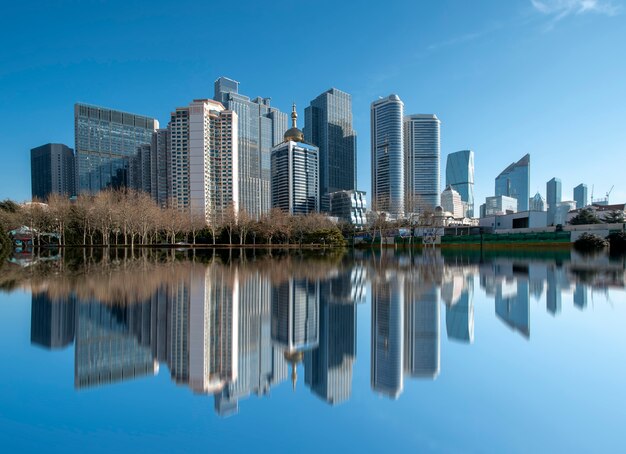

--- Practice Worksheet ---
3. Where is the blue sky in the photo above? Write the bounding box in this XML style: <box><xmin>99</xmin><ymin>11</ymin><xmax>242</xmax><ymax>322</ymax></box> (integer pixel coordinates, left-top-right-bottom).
<box><xmin>0</xmin><ymin>0</ymin><xmax>624</xmax><ymax>206</ymax></box>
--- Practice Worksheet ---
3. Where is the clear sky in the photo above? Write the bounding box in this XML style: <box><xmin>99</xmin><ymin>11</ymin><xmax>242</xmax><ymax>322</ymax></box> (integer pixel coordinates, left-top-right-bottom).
<box><xmin>0</xmin><ymin>0</ymin><xmax>624</xmax><ymax>206</ymax></box>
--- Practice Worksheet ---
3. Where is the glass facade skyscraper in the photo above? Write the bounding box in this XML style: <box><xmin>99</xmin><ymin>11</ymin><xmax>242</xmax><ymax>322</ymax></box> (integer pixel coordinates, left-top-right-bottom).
<box><xmin>445</xmin><ymin>149</ymin><xmax>474</xmax><ymax>217</ymax></box>
<box><xmin>404</xmin><ymin>114</ymin><xmax>441</xmax><ymax>213</ymax></box>
<box><xmin>371</xmin><ymin>95</ymin><xmax>404</xmax><ymax>216</ymax></box>
<box><xmin>574</xmin><ymin>183</ymin><xmax>588</xmax><ymax>209</ymax></box>
<box><xmin>495</xmin><ymin>153</ymin><xmax>530</xmax><ymax>211</ymax></box>
<box><xmin>74</xmin><ymin>103</ymin><xmax>158</xmax><ymax>193</ymax></box>
<box><xmin>304</xmin><ymin>88</ymin><xmax>356</xmax><ymax>211</ymax></box>
<box><xmin>547</xmin><ymin>177</ymin><xmax>562</xmax><ymax>225</ymax></box>
<box><xmin>30</xmin><ymin>143</ymin><xmax>76</xmax><ymax>199</ymax></box>
<box><xmin>214</xmin><ymin>77</ymin><xmax>288</xmax><ymax>218</ymax></box>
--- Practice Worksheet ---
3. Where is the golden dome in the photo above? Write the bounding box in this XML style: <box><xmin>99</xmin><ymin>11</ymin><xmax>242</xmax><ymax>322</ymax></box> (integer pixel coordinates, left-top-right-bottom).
<box><xmin>283</xmin><ymin>103</ymin><xmax>304</xmax><ymax>142</ymax></box>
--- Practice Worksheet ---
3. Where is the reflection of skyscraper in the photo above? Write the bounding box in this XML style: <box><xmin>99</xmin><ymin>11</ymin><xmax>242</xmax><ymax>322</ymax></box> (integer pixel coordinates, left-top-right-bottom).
<box><xmin>30</xmin><ymin>293</ymin><xmax>75</xmax><ymax>349</ymax></box>
<box><xmin>445</xmin><ymin>279</ymin><xmax>474</xmax><ymax>344</ymax></box>
<box><xmin>546</xmin><ymin>266</ymin><xmax>562</xmax><ymax>316</ymax></box>
<box><xmin>404</xmin><ymin>282</ymin><xmax>440</xmax><ymax>378</ymax></box>
<box><xmin>305</xmin><ymin>281</ymin><xmax>357</xmax><ymax>405</ymax></box>
<box><xmin>371</xmin><ymin>275</ymin><xmax>404</xmax><ymax>398</ymax></box>
<box><xmin>495</xmin><ymin>279</ymin><xmax>530</xmax><ymax>338</ymax></box>
<box><xmin>574</xmin><ymin>284</ymin><xmax>588</xmax><ymax>310</ymax></box>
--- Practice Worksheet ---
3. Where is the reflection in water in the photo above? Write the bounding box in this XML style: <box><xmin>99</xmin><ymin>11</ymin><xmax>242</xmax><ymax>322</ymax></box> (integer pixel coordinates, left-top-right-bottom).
<box><xmin>7</xmin><ymin>248</ymin><xmax>624</xmax><ymax>416</ymax></box>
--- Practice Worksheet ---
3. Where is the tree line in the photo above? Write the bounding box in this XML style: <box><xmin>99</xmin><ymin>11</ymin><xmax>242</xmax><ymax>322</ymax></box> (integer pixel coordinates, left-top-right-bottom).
<box><xmin>0</xmin><ymin>190</ymin><xmax>347</xmax><ymax>248</ymax></box>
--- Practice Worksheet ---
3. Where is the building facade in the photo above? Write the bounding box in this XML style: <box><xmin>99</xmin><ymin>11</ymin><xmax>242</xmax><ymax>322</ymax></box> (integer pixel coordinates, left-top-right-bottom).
<box><xmin>445</xmin><ymin>149</ymin><xmax>474</xmax><ymax>217</ymax></box>
<box><xmin>484</xmin><ymin>195</ymin><xmax>518</xmax><ymax>216</ymax></box>
<box><xmin>495</xmin><ymin>154</ymin><xmax>530</xmax><ymax>211</ymax></box>
<box><xmin>441</xmin><ymin>186</ymin><xmax>464</xmax><ymax>219</ymax></box>
<box><xmin>574</xmin><ymin>183</ymin><xmax>588</xmax><ymax>210</ymax></box>
<box><xmin>404</xmin><ymin>114</ymin><xmax>441</xmax><ymax>213</ymax></box>
<box><xmin>167</xmin><ymin>99</ymin><xmax>239</xmax><ymax>223</ymax></box>
<box><xmin>151</xmin><ymin>129</ymin><xmax>170</xmax><ymax>207</ymax></box>
<box><xmin>304</xmin><ymin>88</ymin><xmax>357</xmax><ymax>211</ymax></box>
<box><xmin>271</xmin><ymin>106</ymin><xmax>319</xmax><ymax>215</ymax></box>
<box><xmin>30</xmin><ymin>143</ymin><xmax>75</xmax><ymax>199</ymax></box>
<box><xmin>546</xmin><ymin>177</ymin><xmax>562</xmax><ymax>225</ymax></box>
<box><xmin>328</xmin><ymin>190</ymin><xmax>367</xmax><ymax>227</ymax></box>
<box><xmin>529</xmin><ymin>192</ymin><xmax>545</xmax><ymax>211</ymax></box>
<box><xmin>214</xmin><ymin>77</ymin><xmax>288</xmax><ymax>218</ymax></box>
<box><xmin>74</xmin><ymin>103</ymin><xmax>158</xmax><ymax>193</ymax></box>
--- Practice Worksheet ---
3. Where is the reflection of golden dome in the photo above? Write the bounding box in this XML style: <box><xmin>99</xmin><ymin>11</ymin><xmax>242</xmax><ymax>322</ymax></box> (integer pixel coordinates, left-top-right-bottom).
<box><xmin>283</xmin><ymin>103</ymin><xmax>304</xmax><ymax>142</ymax></box>
<box><xmin>284</xmin><ymin>349</ymin><xmax>304</xmax><ymax>391</ymax></box>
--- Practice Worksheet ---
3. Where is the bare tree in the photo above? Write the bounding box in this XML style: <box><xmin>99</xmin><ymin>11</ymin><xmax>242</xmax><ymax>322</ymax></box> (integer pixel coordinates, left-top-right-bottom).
<box><xmin>237</xmin><ymin>209</ymin><xmax>252</xmax><ymax>246</ymax></box>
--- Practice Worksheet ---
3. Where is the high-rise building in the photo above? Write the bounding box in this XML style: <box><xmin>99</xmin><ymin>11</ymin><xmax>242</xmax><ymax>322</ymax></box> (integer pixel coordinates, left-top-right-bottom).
<box><xmin>214</xmin><ymin>77</ymin><xmax>288</xmax><ymax>218</ymax></box>
<box><xmin>151</xmin><ymin>129</ymin><xmax>170</xmax><ymax>208</ymax></box>
<box><xmin>129</xmin><ymin>143</ymin><xmax>152</xmax><ymax>194</ymax></box>
<box><xmin>30</xmin><ymin>143</ymin><xmax>75</xmax><ymax>199</ymax></box>
<box><xmin>441</xmin><ymin>186</ymin><xmax>464</xmax><ymax>219</ymax></box>
<box><xmin>404</xmin><ymin>114</ymin><xmax>441</xmax><ymax>213</ymax></box>
<box><xmin>328</xmin><ymin>190</ymin><xmax>367</xmax><ymax>227</ymax></box>
<box><xmin>495</xmin><ymin>154</ymin><xmax>530</xmax><ymax>211</ymax></box>
<box><xmin>167</xmin><ymin>99</ymin><xmax>239</xmax><ymax>223</ymax></box>
<box><xmin>371</xmin><ymin>95</ymin><xmax>404</xmax><ymax>216</ymax></box>
<box><xmin>74</xmin><ymin>103</ymin><xmax>158</xmax><ymax>193</ymax></box>
<box><xmin>574</xmin><ymin>183</ymin><xmax>588</xmax><ymax>209</ymax></box>
<box><xmin>445</xmin><ymin>150</ymin><xmax>474</xmax><ymax>217</ymax></box>
<box><xmin>547</xmin><ymin>177</ymin><xmax>562</xmax><ymax>225</ymax></box>
<box><xmin>529</xmin><ymin>192</ymin><xmax>545</xmax><ymax>211</ymax></box>
<box><xmin>304</xmin><ymin>88</ymin><xmax>357</xmax><ymax>211</ymax></box>
<box><xmin>271</xmin><ymin>106</ymin><xmax>319</xmax><ymax>215</ymax></box>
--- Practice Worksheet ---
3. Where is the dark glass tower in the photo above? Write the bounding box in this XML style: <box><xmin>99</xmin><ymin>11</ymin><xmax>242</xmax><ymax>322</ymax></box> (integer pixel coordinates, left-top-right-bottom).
<box><xmin>304</xmin><ymin>88</ymin><xmax>357</xmax><ymax>211</ymax></box>
<box><xmin>30</xmin><ymin>143</ymin><xmax>75</xmax><ymax>199</ymax></box>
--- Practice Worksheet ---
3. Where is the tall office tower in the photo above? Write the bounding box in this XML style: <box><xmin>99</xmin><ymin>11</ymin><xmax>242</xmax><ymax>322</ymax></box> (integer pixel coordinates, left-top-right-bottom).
<box><xmin>546</xmin><ymin>177</ymin><xmax>562</xmax><ymax>225</ymax></box>
<box><xmin>271</xmin><ymin>277</ymin><xmax>320</xmax><ymax>389</ymax></box>
<box><xmin>214</xmin><ymin>77</ymin><xmax>288</xmax><ymax>218</ymax></box>
<box><xmin>574</xmin><ymin>183</ymin><xmax>588</xmax><ymax>209</ymax></box>
<box><xmin>30</xmin><ymin>293</ymin><xmax>75</xmax><ymax>349</ymax></box>
<box><xmin>445</xmin><ymin>150</ymin><xmax>474</xmax><ymax>217</ymax></box>
<box><xmin>371</xmin><ymin>95</ymin><xmax>404</xmax><ymax>216</ymax></box>
<box><xmin>495</xmin><ymin>153</ymin><xmax>530</xmax><ymax>211</ymax></box>
<box><xmin>151</xmin><ymin>128</ymin><xmax>170</xmax><ymax>208</ymax></box>
<box><xmin>271</xmin><ymin>106</ymin><xmax>319</xmax><ymax>215</ymax></box>
<box><xmin>529</xmin><ymin>192</ymin><xmax>545</xmax><ymax>211</ymax></box>
<box><xmin>129</xmin><ymin>143</ymin><xmax>152</xmax><ymax>194</ymax></box>
<box><xmin>304</xmin><ymin>88</ymin><xmax>357</xmax><ymax>211</ymax></box>
<box><xmin>167</xmin><ymin>99</ymin><xmax>239</xmax><ymax>223</ymax></box>
<box><xmin>305</xmin><ymin>282</ymin><xmax>357</xmax><ymax>405</ymax></box>
<box><xmin>30</xmin><ymin>143</ymin><xmax>75</xmax><ymax>199</ymax></box>
<box><xmin>404</xmin><ymin>281</ymin><xmax>440</xmax><ymax>379</ymax></box>
<box><xmin>371</xmin><ymin>274</ymin><xmax>404</xmax><ymax>399</ymax></box>
<box><xmin>441</xmin><ymin>186</ymin><xmax>464</xmax><ymax>219</ymax></box>
<box><xmin>404</xmin><ymin>114</ymin><xmax>441</xmax><ymax>213</ymax></box>
<box><xmin>74</xmin><ymin>103</ymin><xmax>158</xmax><ymax>193</ymax></box>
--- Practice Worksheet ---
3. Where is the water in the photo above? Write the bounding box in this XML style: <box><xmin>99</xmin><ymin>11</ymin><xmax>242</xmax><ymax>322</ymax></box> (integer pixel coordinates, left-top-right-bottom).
<box><xmin>1</xmin><ymin>248</ymin><xmax>625</xmax><ymax>453</ymax></box>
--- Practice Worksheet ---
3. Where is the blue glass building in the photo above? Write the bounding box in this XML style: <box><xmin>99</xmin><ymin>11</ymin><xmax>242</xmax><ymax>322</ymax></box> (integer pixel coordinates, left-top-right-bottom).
<box><xmin>74</xmin><ymin>103</ymin><xmax>158</xmax><ymax>193</ymax></box>
<box><xmin>371</xmin><ymin>95</ymin><xmax>404</xmax><ymax>216</ymax></box>
<box><xmin>495</xmin><ymin>154</ymin><xmax>530</xmax><ymax>211</ymax></box>
<box><xmin>574</xmin><ymin>183</ymin><xmax>588</xmax><ymax>209</ymax></box>
<box><xmin>445</xmin><ymin>150</ymin><xmax>474</xmax><ymax>217</ymax></box>
<box><xmin>404</xmin><ymin>114</ymin><xmax>441</xmax><ymax>213</ymax></box>
<box><xmin>304</xmin><ymin>88</ymin><xmax>357</xmax><ymax>211</ymax></box>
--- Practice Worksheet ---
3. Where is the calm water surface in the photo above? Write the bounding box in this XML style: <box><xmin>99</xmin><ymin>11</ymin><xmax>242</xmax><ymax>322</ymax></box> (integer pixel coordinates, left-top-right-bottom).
<box><xmin>1</xmin><ymin>248</ymin><xmax>625</xmax><ymax>453</ymax></box>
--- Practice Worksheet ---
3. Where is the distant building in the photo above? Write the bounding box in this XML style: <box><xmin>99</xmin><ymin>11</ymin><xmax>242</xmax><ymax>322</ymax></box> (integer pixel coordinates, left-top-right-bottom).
<box><xmin>371</xmin><ymin>95</ymin><xmax>404</xmax><ymax>216</ymax></box>
<box><xmin>554</xmin><ymin>201</ymin><xmax>576</xmax><ymax>225</ymax></box>
<box><xmin>404</xmin><ymin>114</ymin><xmax>441</xmax><ymax>213</ymax></box>
<box><xmin>445</xmin><ymin>150</ymin><xmax>474</xmax><ymax>217</ymax></box>
<box><xmin>495</xmin><ymin>154</ymin><xmax>530</xmax><ymax>211</ymax></box>
<box><xmin>546</xmin><ymin>177</ymin><xmax>562</xmax><ymax>225</ymax></box>
<box><xmin>30</xmin><ymin>143</ymin><xmax>75</xmax><ymax>199</ymax></box>
<box><xmin>484</xmin><ymin>195</ymin><xmax>518</xmax><ymax>216</ymax></box>
<box><xmin>304</xmin><ymin>88</ymin><xmax>357</xmax><ymax>211</ymax></box>
<box><xmin>529</xmin><ymin>192</ymin><xmax>545</xmax><ymax>212</ymax></box>
<box><xmin>167</xmin><ymin>99</ymin><xmax>239</xmax><ymax>223</ymax></box>
<box><xmin>151</xmin><ymin>129</ymin><xmax>170</xmax><ymax>208</ymax></box>
<box><xmin>574</xmin><ymin>183</ymin><xmax>588</xmax><ymax>209</ymax></box>
<box><xmin>129</xmin><ymin>143</ymin><xmax>152</xmax><ymax>194</ymax></box>
<box><xmin>271</xmin><ymin>105</ymin><xmax>319</xmax><ymax>215</ymax></box>
<box><xmin>479</xmin><ymin>210</ymin><xmax>548</xmax><ymax>230</ymax></box>
<box><xmin>74</xmin><ymin>103</ymin><xmax>158</xmax><ymax>193</ymax></box>
<box><xmin>441</xmin><ymin>186</ymin><xmax>464</xmax><ymax>219</ymax></box>
<box><xmin>328</xmin><ymin>190</ymin><xmax>366</xmax><ymax>227</ymax></box>
<box><xmin>214</xmin><ymin>77</ymin><xmax>288</xmax><ymax>218</ymax></box>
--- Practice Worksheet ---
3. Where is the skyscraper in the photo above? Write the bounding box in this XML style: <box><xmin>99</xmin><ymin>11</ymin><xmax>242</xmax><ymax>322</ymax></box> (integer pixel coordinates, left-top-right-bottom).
<box><xmin>404</xmin><ymin>114</ymin><xmax>441</xmax><ymax>213</ymax></box>
<box><xmin>151</xmin><ymin>128</ymin><xmax>170</xmax><ymax>208</ymax></box>
<box><xmin>371</xmin><ymin>95</ymin><xmax>404</xmax><ymax>216</ymax></box>
<box><xmin>271</xmin><ymin>105</ymin><xmax>319</xmax><ymax>215</ymax></box>
<box><xmin>574</xmin><ymin>183</ymin><xmax>588</xmax><ymax>209</ymax></box>
<box><xmin>167</xmin><ymin>99</ymin><xmax>239</xmax><ymax>223</ymax></box>
<box><xmin>495</xmin><ymin>154</ymin><xmax>530</xmax><ymax>211</ymax></box>
<box><xmin>74</xmin><ymin>103</ymin><xmax>158</xmax><ymax>193</ymax></box>
<box><xmin>304</xmin><ymin>88</ymin><xmax>357</xmax><ymax>211</ymax></box>
<box><xmin>214</xmin><ymin>77</ymin><xmax>288</xmax><ymax>218</ymax></box>
<box><xmin>529</xmin><ymin>192</ymin><xmax>545</xmax><ymax>211</ymax></box>
<box><xmin>547</xmin><ymin>177</ymin><xmax>562</xmax><ymax>225</ymax></box>
<box><xmin>30</xmin><ymin>143</ymin><xmax>75</xmax><ymax>199</ymax></box>
<box><xmin>445</xmin><ymin>149</ymin><xmax>474</xmax><ymax>217</ymax></box>
<box><xmin>441</xmin><ymin>186</ymin><xmax>464</xmax><ymax>219</ymax></box>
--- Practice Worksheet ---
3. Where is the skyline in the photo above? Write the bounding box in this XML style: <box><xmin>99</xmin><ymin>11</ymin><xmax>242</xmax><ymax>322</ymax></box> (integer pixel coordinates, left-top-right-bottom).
<box><xmin>1</xmin><ymin>0</ymin><xmax>625</xmax><ymax>206</ymax></box>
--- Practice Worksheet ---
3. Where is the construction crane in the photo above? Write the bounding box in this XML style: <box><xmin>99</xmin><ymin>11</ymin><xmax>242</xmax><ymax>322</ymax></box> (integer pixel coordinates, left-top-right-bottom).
<box><xmin>606</xmin><ymin>185</ymin><xmax>614</xmax><ymax>203</ymax></box>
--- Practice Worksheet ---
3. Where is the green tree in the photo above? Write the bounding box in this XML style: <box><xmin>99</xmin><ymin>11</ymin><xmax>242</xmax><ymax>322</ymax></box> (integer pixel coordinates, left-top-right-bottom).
<box><xmin>569</xmin><ymin>208</ymin><xmax>601</xmax><ymax>225</ymax></box>
<box><xmin>602</xmin><ymin>210</ymin><xmax>625</xmax><ymax>224</ymax></box>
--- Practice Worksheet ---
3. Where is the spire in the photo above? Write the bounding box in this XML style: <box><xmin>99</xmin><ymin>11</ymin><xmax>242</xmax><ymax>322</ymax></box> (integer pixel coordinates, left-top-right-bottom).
<box><xmin>291</xmin><ymin>103</ymin><xmax>298</xmax><ymax>128</ymax></box>
<box><xmin>283</xmin><ymin>102</ymin><xmax>304</xmax><ymax>142</ymax></box>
